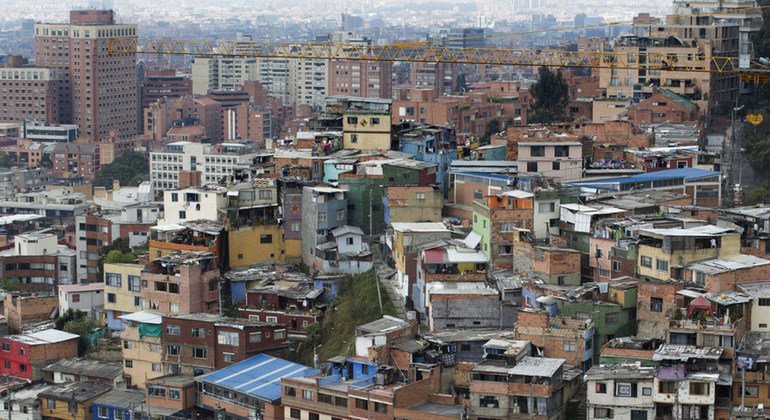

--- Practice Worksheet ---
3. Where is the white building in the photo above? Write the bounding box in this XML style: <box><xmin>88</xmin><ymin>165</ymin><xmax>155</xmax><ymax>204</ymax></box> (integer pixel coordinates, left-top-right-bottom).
<box><xmin>0</xmin><ymin>231</ymin><xmax>77</xmax><ymax>286</ymax></box>
<box><xmin>58</xmin><ymin>283</ymin><xmax>105</xmax><ymax>319</ymax></box>
<box><xmin>160</xmin><ymin>185</ymin><xmax>228</xmax><ymax>225</ymax></box>
<box><xmin>585</xmin><ymin>364</ymin><xmax>656</xmax><ymax>420</ymax></box>
<box><xmin>149</xmin><ymin>141</ymin><xmax>259</xmax><ymax>191</ymax></box>
<box><xmin>0</xmin><ymin>383</ymin><xmax>56</xmax><ymax>420</ymax></box>
<box><xmin>312</xmin><ymin>225</ymin><xmax>373</xmax><ymax>274</ymax></box>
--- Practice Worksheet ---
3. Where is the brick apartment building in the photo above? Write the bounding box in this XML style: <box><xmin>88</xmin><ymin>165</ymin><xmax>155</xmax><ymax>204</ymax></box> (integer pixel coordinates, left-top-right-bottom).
<box><xmin>35</xmin><ymin>10</ymin><xmax>138</xmax><ymax>141</ymax></box>
<box><xmin>141</xmin><ymin>69</ymin><xmax>192</xmax><ymax>109</ymax></box>
<box><xmin>51</xmin><ymin>143</ymin><xmax>99</xmax><ymax>179</ymax></box>
<box><xmin>140</xmin><ymin>252</ymin><xmax>220</xmax><ymax>315</ymax></box>
<box><xmin>329</xmin><ymin>60</ymin><xmax>393</xmax><ymax>99</ymax></box>
<box><xmin>0</xmin><ymin>55</ymin><xmax>59</xmax><ymax>125</ymax></box>
<box><xmin>160</xmin><ymin>313</ymin><xmax>289</xmax><ymax>376</ymax></box>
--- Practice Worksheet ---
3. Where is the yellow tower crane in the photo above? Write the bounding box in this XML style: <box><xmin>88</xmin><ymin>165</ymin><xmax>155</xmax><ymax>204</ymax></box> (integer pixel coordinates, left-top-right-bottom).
<box><xmin>108</xmin><ymin>37</ymin><xmax>770</xmax><ymax>84</ymax></box>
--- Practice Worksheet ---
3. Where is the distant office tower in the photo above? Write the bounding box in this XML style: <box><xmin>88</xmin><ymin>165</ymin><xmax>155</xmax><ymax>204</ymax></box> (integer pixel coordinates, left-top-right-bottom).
<box><xmin>141</xmin><ymin>69</ymin><xmax>192</xmax><ymax>108</ymax></box>
<box><xmin>0</xmin><ymin>55</ymin><xmax>59</xmax><ymax>125</ymax></box>
<box><xmin>35</xmin><ymin>10</ymin><xmax>138</xmax><ymax>141</ymax></box>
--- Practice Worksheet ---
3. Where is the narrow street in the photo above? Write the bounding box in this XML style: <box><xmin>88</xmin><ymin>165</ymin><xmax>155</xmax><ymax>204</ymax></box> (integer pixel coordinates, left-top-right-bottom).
<box><xmin>372</xmin><ymin>247</ymin><xmax>407</xmax><ymax>320</ymax></box>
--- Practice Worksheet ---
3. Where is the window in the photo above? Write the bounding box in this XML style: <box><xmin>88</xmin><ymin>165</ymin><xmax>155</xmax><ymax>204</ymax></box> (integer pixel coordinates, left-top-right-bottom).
<box><xmin>605</xmin><ymin>312</ymin><xmax>619</xmax><ymax>324</ymax></box>
<box><xmin>745</xmin><ymin>386</ymin><xmax>759</xmax><ymax>397</ymax></box>
<box><xmin>218</xmin><ymin>331</ymin><xmax>240</xmax><ymax>346</ymax></box>
<box><xmin>594</xmin><ymin>408</ymin><xmax>613</xmax><ymax>418</ymax></box>
<box><xmin>689</xmin><ymin>382</ymin><xmax>709</xmax><ymax>395</ymax></box>
<box><xmin>223</xmin><ymin>353</ymin><xmax>235</xmax><ymax>363</ymax></box>
<box><xmin>260</xmin><ymin>234</ymin><xmax>273</xmax><ymax>244</ymax></box>
<box><xmin>302</xmin><ymin>389</ymin><xmax>313</xmax><ymax>400</ymax></box>
<box><xmin>192</xmin><ymin>348</ymin><xmax>207</xmax><ymax>359</ymax></box>
<box><xmin>350</xmin><ymin>134</ymin><xmax>358</xmax><ymax>143</ymax></box>
<box><xmin>374</xmin><ymin>402</ymin><xmax>388</xmax><ymax>414</ymax></box>
<box><xmin>166</xmin><ymin>325</ymin><xmax>180</xmax><ymax>335</ymax></box>
<box><xmin>335</xmin><ymin>397</ymin><xmax>348</xmax><ymax>407</ymax></box>
<box><xmin>285</xmin><ymin>386</ymin><xmax>296</xmax><ymax>397</ymax></box>
<box><xmin>347</xmin><ymin>116</ymin><xmax>358</xmax><ymax>124</ymax></box>
<box><xmin>169</xmin><ymin>389</ymin><xmax>180</xmax><ymax>400</ymax></box>
<box><xmin>479</xmin><ymin>396</ymin><xmax>499</xmax><ymax>408</ymax></box>
<box><xmin>108</xmin><ymin>293</ymin><xmax>116</xmax><ymax>303</ymax></box>
<box><xmin>656</xmin><ymin>259</ymin><xmax>669</xmax><ymax>272</ymax></box>
<box><xmin>71</xmin><ymin>294</ymin><xmax>80</xmax><ymax>303</ymax></box>
<box><xmin>105</xmin><ymin>272</ymin><xmax>122</xmax><ymax>287</ymax></box>
<box><xmin>317</xmin><ymin>212</ymin><xmax>327</xmax><ymax>224</ymax></box>
<box><xmin>640</xmin><ymin>256</ymin><xmax>652</xmax><ymax>268</ymax></box>
<box><xmin>552</xmin><ymin>161</ymin><xmax>561</xmax><ymax>170</ymax></box>
<box><xmin>171</xmin><ymin>192</ymin><xmax>178</xmax><ymax>202</ymax></box>
<box><xmin>167</xmin><ymin>345</ymin><xmax>180</xmax><ymax>356</ymax></box>
<box><xmin>318</xmin><ymin>393</ymin><xmax>333</xmax><ymax>404</ymax></box>
<box><xmin>759</xmin><ymin>298</ymin><xmax>770</xmax><ymax>306</ymax></box>
<box><xmin>598</xmin><ymin>268</ymin><xmax>610</xmax><ymax>278</ymax></box>
<box><xmin>289</xmin><ymin>408</ymin><xmax>300</xmax><ymax>419</ymax></box>
<box><xmin>555</xmin><ymin>145</ymin><xmax>570</xmax><ymax>157</ymax></box>
<box><xmin>19</xmin><ymin>364</ymin><xmax>26</xmax><ymax>372</ymax></box>
<box><xmin>275</xmin><ymin>329</ymin><xmax>286</xmax><ymax>340</ymax></box>
<box><xmin>123</xmin><ymin>340</ymin><xmax>133</xmax><ymax>349</ymax></box>
<box><xmin>527</xmin><ymin>162</ymin><xmax>538</xmax><ymax>172</ymax></box>
<box><xmin>1</xmin><ymin>343</ymin><xmax>9</xmax><ymax>352</ymax></box>
<box><xmin>595</xmin><ymin>383</ymin><xmax>607</xmax><ymax>394</ymax></box>
<box><xmin>563</xmin><ymin>341</ymin><xmax>576</xmax><ymax>351</ymax></box>
<box><xmin>191</xmin><ymin>328</ymin><xmax>205</xmax><ymax>338</ymax></box>
<box><xmin>115</xmin><ymin>410</ymin><xmax>125</xmax><ymax>420</ymax></box>
<box><xmin>148</xmin><ymin>386</ymin><xmax>166</xmax><ymax>398</ymax></box>
<box><xmin>250</xmin><ymin>332</ymin><xmax>262</xmax><ymax>342</ymax></box>
<box><xmin>538</xmin><ymin>202</ymin><xmax>555</xmax><ymax>213</ymax></box>
<box><xmin>416</xmin><ymin>192</ymin><xmax>426</xmax><ymax>200</ymax></box>
<box><xmin>658</xmin><ymin>381</ymin><xmax>676</xmax><ymax>394</ymax></box>
<box><xmin>642</xmin><ymin>387</ymin><xmax>652</xmax><ymax>396</ymax></box>
<box><xmin>152</xmin><ymin>363</ymin><xmax>162</xmax><ymax>372</ymax></box>
<box><xmin>355</xmin><ymin>398</ymin><xmax>368</xmax><ymax>410</ymax></box>
<box><xmin>361</xmin><ymin>364</ymin><xmax>370</xmax><ymax>375</ymax></box>
<box><xmin>650</xmin><ymin>297</ymin><xmax>663</xmax><ymax>313</ymax></box>
<box><xmin>124</xmin><ymin>360</ymin><xmax>133</xmax><ymax>368</ymax></box>
<box><xmin>370</xmin><ymin>117</ymin><xmax>380</xmax><ymax>125</ymax></box>
<box><xmin>530</xmin><ymin>146</ymin><xmax>545</xmax><ymax>157</ymax></box>
<box><xmin>47</xmin><ymin>399</ymin><xmax>56</xmax><ymax>409</ymax></box>
<box><xmin>266</xmin><ymin>316</ymin><xmax>278</xmax><ymax>323</ymax></box>
<box><xmin>308</xmin><ymin>414</ymin><xmax>320</xmax><ymax>420</ymax></box>
<box><xmin>615</xmin><ymin>382</ymin><xmax>636</xmax><ymax>397</ymax></box>
<box><xmin>178</xmin><ymin>210</ymin><xmax>186</xmax><ymax>220</ymax></box>
<box><xmin>128</xmin><ymin>275</ymin><xmax>141</xmax><ymax>292</ymax></box>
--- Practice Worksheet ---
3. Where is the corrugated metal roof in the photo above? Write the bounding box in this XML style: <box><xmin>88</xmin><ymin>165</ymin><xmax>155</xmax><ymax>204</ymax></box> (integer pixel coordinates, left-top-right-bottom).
<box><xmin>196</xmin><ymin>354</ymin><xmax>318</xmax><ymax>403</ymax></box>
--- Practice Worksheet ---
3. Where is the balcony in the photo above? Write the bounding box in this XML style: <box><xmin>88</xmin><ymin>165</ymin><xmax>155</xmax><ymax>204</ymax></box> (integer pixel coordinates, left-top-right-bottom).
<box><xmin>669</xmin><ymin>317</ymin><xmax>742</xmax><ymax>332</ymax></box>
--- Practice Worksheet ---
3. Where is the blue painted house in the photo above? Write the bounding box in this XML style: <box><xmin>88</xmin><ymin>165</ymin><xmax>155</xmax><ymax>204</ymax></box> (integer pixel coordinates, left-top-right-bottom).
<box><xmin>91</xmin><ymin>389</ymin><xmax>144</xmax><ymax>420</ymax></box>
<box><xmin>397</xmin><ymin>122</ymin><xmax>457</xmax><ymax>197</ymax></box>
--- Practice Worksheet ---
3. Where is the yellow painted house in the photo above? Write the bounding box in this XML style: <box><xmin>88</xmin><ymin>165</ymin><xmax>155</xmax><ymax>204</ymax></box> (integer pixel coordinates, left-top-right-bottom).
<box><xmin>228</xmin><ymin>224</ymin><xmax>301</xmax><ymax>268</ymax></box>
<box><xmin>38</xmin><ymin>382</ymin><xmax>110</xmax><ymax>420</ymax></box>
<box><xmin>103</xmin><ymin>262</ymin><xmax>145</xmax><ymax>331</ymax></box>
<box><xmin>342</xmin><ymin>111</ymin><xmax>392</xmax><ymax>150</ymax></box>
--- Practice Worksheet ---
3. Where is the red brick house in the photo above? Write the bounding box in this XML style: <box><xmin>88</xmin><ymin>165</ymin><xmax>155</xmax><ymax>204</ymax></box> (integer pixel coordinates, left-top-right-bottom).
<box><xmin>0</xmin><ymin>329</ymin><xmax>79</xmax><ymax>380</ymax></box>
<box><xmin>628</xmin><ymin>89</ymin><xmax>701</xmax><ymax>125</ymax></box>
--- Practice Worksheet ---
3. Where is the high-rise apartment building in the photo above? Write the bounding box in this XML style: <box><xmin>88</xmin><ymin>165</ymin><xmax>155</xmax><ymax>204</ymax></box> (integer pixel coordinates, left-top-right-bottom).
<box><xmin>34</xmin><ymin>10</ymin><xmax>138</xmax><ymax>142</ymax></box>
<box><xmin>0</xmin><ymin>65</ymin><xmax>59</xmax><ymax>125</ymax></box>
<box><xmin>329</xmin><ymin>60</ymin><xmax>393</xmax><ymax>99</ymax></box>
<box><xmin>141</xmin><ymin>69</ymin><xmax>192</xmax><ymax>108</ymax></box>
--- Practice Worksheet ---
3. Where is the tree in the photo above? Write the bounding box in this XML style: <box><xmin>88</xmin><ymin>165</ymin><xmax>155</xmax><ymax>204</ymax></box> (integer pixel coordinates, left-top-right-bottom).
<box><xmin>103</xmin><ymin>249</ymin><xmax>137</xmax><ymax>264</ymax></box>
<box><xmin>744</xmin><ymin>181</ymin><xmax>770</xmax><ymax>205</ymax></box>
<box><xmin>529</xmin><ymin>66</ymin><xmax>569</xmax><ymax>124</ymax></box>
<box><xmin>92</xmin><ymin>151</ymin><xmax>149</xmax><ymax>188</ymax></box>
<box><xmin>55</xmin><ymin>308</ymin><xmax>86</xmax><ymax>330</ymax></box>
<box><xmin>479</xmin><ymin>118</ymin><xmax>502</xmax><ymax>145</ymax></box>
<box><xmin>97</xmin><ymin>238</ymin><xmax>133</xmax><ymax>281</ymax></box>
<box><xmin>63</xmin><ymin>317</ymin><xmax>98</xmax><ymax>354</ymax></box>
<box><xmin>742</xmin><ymin>111</ymin><xmax>770</xmax><ymax>178</ymax></box>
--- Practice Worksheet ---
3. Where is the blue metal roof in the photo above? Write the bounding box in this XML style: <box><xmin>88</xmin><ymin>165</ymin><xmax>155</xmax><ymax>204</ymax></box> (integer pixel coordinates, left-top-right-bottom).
<box><xmin>196</xmin><ymin>354</ymin><xmax>319</xmax><ymax>403</ymax></box>
<box><xmin>572</xmin><ymin>168</ymin><xmax>720</xmax><ymax>186</ymax></box>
